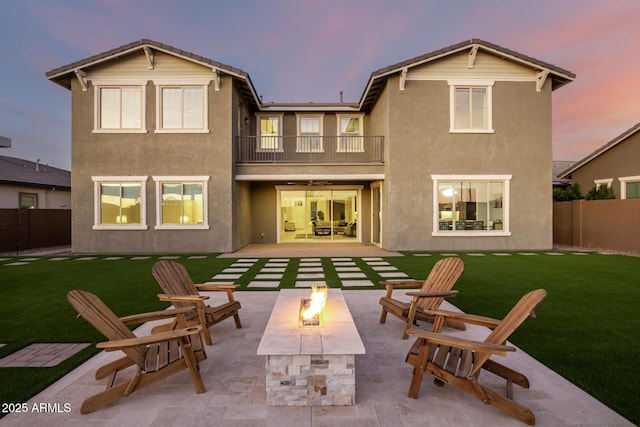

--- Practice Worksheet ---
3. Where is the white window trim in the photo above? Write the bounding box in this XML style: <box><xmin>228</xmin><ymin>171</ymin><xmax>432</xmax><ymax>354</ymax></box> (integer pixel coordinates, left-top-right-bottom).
<box><xmin>594</xmin><ymin>178</ymin><xmax>613</xmax><ymax>188</ymax></box>
<box><xmin>618</xmin><ymin>176</ymin><xmax>640</xmax><ymax>199</ymax></box>
<box><xmin>295</xmin><ymin>113</ymin><xmax>324</xmax><ymax>152</ymax></box>
<box><xmin>91</xmin><ymin>176</ymin><xmax>148</xmax><ymax>230</ymax></box>
<box><xmin>431</xmin><ymin>174</ymin><xmax>511</xmax><ymax>237</ymax></box>
<box><xmin>93</xmin><ymin>83</ymin><xmax>147</xmax><ymax>133</ymax></box>
<box><xmin>256</xmin><ymin>113</ymin><xmax>284</xmax><ymax>152</ymax></box>
<box><xmin>336</xmin><ymin>113</ymin><xmax>365</xmax><ymax>152</ymax></box>
<box><xmin>152</xmin><ymin>176</ymin><xmax>210</xmax><ymax>230</ymax></box>
<box><xmin>154</xmin><ymin>80</ymin><xmax>210</xmax><ymax>133</ymax></box>
<box><xmin>448</xmin><ymin>79</ymin><xmax>494</xmax><ymax>134</ymax></box>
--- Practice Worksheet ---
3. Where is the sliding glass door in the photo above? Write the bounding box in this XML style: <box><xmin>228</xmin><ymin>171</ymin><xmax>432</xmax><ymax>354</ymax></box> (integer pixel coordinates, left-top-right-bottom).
<box><xmin>280</xmin><ymin>188</ymin><xmax>358</xmax><ymax>242</ymax></box>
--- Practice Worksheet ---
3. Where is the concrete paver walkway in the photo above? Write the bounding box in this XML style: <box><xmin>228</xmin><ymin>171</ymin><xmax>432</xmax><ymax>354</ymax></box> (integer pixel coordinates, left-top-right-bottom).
<box><xmin>0</xmin><ymin>291</ymin><xmax>632</xmax><ymax>427</ymax></box>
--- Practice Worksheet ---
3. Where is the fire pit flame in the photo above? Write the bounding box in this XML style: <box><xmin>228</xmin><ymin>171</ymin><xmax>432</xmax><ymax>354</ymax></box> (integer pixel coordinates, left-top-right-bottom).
<box><xmin>299</xmin><ymin>285</ymin><xmax>328</xmax><ymax>327</ymax></box>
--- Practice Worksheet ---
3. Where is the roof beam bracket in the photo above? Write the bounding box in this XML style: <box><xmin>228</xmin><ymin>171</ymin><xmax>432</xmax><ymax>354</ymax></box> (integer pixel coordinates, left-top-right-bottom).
<box><xmin>74</xmin><ymin>69</ymin><xmax>87</xmax><ymax>91</ymax></box>
<box><xmin>468</xmin><ymin>45</ymin><xmax>479</xmax><ymax>68</ymax></box>
<box><xmin>213</xmin><ymin>68</ymin><xmax>220</xmax><ymax>91</ymax></box>
<box><xmin>143</xmin><ymin>46</ymin><xmax>154</xmax><ymax>70</ymax></box>
<box><xmin>399</xmin><ymin>67</ymin><xmax>408</xmax><ymax>91</ymax></box>
<box><xmin>536</xmin><ymin>70</ymin><xmax>549</xmax><ymax>92</ymax></box>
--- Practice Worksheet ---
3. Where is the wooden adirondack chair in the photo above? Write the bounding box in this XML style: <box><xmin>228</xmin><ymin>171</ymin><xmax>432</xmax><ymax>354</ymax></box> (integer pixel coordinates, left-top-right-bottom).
<box><xmin>379</xmin><ymin>257</ymin><xmax>465</xmax><ymax>339</ymax></box>
<box><xmin>67</xmin><ymin>289</ymin><xmax>207</xmax><ymax>414</ymax></box>
<box><xmin>405</xmin><ymin>288</ymin><xmax>547</xmax><ymax>425</ymax></box>
<box><xmin>151</xmin><ymin>260</ymin><xmax>242</xmax><ymax>345</ymax></box>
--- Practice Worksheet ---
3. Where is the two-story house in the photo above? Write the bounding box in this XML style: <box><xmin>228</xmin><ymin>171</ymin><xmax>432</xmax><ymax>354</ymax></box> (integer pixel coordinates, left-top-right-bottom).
<box><xmin>46</xmin><ymin>39</ymin><xmax>574</xmax><ymax>254</ymax></box>
<box><xmin>558</xmin><ymin>122</ymin><xmax>640</xmax><ymax>199</ymax></box>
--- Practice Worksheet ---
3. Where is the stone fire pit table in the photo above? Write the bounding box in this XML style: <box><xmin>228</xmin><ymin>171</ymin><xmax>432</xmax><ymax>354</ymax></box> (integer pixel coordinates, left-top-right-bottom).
<box><xmin>257</xmin><ymin>288</ymin><xmax>366</xmax><ymax>406</ymax></box>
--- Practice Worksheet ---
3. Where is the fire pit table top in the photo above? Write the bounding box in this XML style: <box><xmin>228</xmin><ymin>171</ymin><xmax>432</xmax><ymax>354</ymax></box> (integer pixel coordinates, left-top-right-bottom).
<box><xmin>257</xmin><ymin>288</ymin><xmax>365</xmax><ymax>356</ymax></box>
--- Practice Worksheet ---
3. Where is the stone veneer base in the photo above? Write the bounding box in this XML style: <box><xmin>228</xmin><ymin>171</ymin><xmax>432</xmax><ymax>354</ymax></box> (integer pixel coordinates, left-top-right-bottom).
<box><xmin>257</xmin><ymin>289</ymin><xmax>365</xmax><ymax>406</ymax></box>
<box><xmin>265</xmin><ymin>354</ymin><xmax>356</xmax><ymax>406</ymax></box>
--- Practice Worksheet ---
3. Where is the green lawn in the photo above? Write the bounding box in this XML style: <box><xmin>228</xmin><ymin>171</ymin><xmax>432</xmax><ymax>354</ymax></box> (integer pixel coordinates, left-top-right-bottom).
<box><xmin>0</xmin><ymin>251</ymin><xmax>638</xmax><ymax>424</ymax></box>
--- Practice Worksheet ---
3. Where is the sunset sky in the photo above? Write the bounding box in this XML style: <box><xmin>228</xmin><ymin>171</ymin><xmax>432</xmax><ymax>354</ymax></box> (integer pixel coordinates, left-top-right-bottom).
<box><xmin>1</xmin><ymin>0</ymin><xmax>639</xmax><ymax>170</ymax></box>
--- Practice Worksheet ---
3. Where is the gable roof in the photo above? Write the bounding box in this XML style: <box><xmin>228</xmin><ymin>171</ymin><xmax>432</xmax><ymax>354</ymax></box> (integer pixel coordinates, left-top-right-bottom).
<box><xmin>558</xmin><ymin>122</ymin><xmax>640</xmax><ymax>179</ymax></box>
<box><xmin>46</xmin><ymin>38</ymin><xmax>574</xmax><ymax>113</ymax></box>
<box><xmin>46</xmin><ymin>39</ymin><xmax>261</xmax><ymax>109</ymax></box>
<box><xmin>358</xmin><ymin>38</ymin><xmax>576</xmax><ymax>111</ymax></box>
<box><xmin>0</xmin><ymin>155</ymin><xmax>71</xmax><ymax>189</ymax></box>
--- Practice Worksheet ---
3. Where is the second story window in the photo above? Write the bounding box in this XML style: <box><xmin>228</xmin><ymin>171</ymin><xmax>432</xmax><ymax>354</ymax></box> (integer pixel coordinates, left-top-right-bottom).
<box><xmin>257</xmin><ymin>114</ymin><xmax>283</xmax><ymax>151</ymax></box>
<box><xmin>449</xmin><ymin>80</ymin><xmax>494</xmax><ymax>133</ymax></box>
<box><xmin>95</xmin><ymin>86</ymin><xmax>145</xmax><ymax>132</ymax></box>
<box><xmin>296</xmin><ymin>114</ymin><xmax>323</xmax><ymax>152</ymax></box>
<box><xmin>337</xmin><ymin>114</ymin><xmax>364</xmax><ymax>152</ymax></box>
<box><xmin>157</xmin><ymin>85</ymin><xmax>208</xmax><ymax>132</ymax></box>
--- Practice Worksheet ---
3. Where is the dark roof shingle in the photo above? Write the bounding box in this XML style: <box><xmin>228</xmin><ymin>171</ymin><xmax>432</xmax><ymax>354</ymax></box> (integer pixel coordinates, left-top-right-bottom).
<box><xmin>0</xmin><ymin>155</ymin><xmax>70</xmax><ymax>189</ymax></box>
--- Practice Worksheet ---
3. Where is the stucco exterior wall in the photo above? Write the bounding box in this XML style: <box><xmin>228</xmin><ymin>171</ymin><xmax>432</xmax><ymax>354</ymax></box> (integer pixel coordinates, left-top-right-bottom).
<box><xmin>382</xmin><ymin>76</ymin><xmax>553</xmax><ymax>251</ymax></box>
<box><xmin>70</xmin><ymin>65</ymin><xmax>236</xmax><ymax>253</ymax></box>
<box><xmin>0</xmin><ymin>184</ymin><xmax>70</xmax><ymax>209</ymax></box>
<box><xmin>571</xmin><ymin>131</ymin><xmax>640</xmax><ymax>198</ymax></box>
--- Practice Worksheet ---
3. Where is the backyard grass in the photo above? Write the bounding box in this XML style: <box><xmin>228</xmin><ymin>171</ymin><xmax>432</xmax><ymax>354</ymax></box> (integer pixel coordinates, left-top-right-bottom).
<box><xmin>0</xmin><ymin>251</ymin><xmax>638</xmax><ymax>424</ymax></box>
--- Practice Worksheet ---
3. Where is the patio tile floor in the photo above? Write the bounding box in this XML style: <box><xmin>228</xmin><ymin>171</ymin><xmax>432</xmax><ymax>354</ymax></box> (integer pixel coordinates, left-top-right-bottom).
<box><xmin>0</xmin><ymin>291</ymin><xmax>632</xmax><ymax>426</ymax></box>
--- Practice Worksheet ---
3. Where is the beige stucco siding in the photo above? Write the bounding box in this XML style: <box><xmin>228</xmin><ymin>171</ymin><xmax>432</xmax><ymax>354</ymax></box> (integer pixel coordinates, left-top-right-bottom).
<box><xmin>70</xmin><ymin>63</ymin><xmax>236</xmax><ymax>253</ymax></box>
<box><xmin>381</xmin><ymin>76</ymin><xmax>552</xmax><ymax>251</ymax></box>
<box><xmin>0</xmin><ymin>185</ymin><xmax>70</xmax><ymax>209</ymax></box>
<box><xmin>571</xmin><ymin>131</ymin><xmax>640</xmax><ymax>198</ymax></box>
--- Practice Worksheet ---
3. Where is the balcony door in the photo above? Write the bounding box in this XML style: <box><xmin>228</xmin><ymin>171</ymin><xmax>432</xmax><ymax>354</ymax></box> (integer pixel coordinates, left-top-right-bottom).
<box><xmin>278</xmin><ymin>187</ymin><xmax>359</xmax><ymax>242</ymax></box>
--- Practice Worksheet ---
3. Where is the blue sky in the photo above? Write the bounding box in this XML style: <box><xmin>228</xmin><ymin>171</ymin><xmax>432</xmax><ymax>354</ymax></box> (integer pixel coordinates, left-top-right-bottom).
<box><xmin>1</xmin><ymin>0</ymin><xmax>639</xmax><ymax>170</ymax></box>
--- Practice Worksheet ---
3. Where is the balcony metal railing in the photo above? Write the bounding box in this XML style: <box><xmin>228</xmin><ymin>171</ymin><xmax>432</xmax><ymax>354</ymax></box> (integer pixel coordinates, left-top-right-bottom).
<box><xmin>236</xmin><ymin>136</ymin><xmax>384</xmax><ymax>163</ymax></box>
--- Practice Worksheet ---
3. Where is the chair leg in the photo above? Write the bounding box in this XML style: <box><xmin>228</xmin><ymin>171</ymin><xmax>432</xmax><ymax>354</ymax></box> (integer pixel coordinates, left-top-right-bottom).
<box><xmin>428</xmin><ymin>364</ymin><xmax>535</xmax><ymax>425</ymax></box>
<box><xmin>80</xmin><ymin>381</ymin><xmax>130</xmax><ymax>414</ymax></box>
<box><xmin>408</xmin><ymin>341</ymin><xmax>431</xmax><ymax>398</ymax></box>
<box><xmin>181</xmin><ymin>338</ymin><xmax>206</xmax><ymax>394</ymax></box>
<box><xmin>95</xmin><ymin>356</ymin><xmax>135</xmax><ymax>380</ymax></box>
<box><xmin>379</xmin><ymin>308</ymin><xmax>388</xmax><ymax>324</ymax></box>
<box><xmin>233</xmin><ymin>312</ymin><xmax>242</xmax><ymax>328</ymax></box>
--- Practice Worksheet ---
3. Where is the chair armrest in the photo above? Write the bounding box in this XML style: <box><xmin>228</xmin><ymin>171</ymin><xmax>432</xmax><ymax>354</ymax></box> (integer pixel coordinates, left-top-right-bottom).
<box><xmin>157</xmin><ymin>294</ymin><xmax>209</xmax><ymax>303</ymax></box>
<box><xmin>405</xmin><ymin>328</ymin><xmax>515</xmax><ymax>356</ymax></box>
<box><xmin>380</xmin><ymin>280</ymin><xmax>423</xmax><ymax>288</ymax></box>
<box><xmin>421</xmin><ymin>309</ymin><xmax>502</xmax><ymax>328</ymax></box>
<box><xmin>96</xmin><ymin>325</ymin><xmax>203</xmax><ymax>351</ymax></box>
<box><xmin>194</xmin><ymin>283</ymin><xmax>240</xmax><ymax>292</ymax></box>
<box><xmin>380</xmin><ymin>280</ymin><xmax>423</xmax><ymax>298</ymax></box>
<box><xmin>406</xmin><ymin>290</ymin><xmax>458</xmax><ymax>299</ymax></box>
<box><xmin>119</xmin><ymin>307</ymin><xmax>196</xmax><ymax>325</ymax></box>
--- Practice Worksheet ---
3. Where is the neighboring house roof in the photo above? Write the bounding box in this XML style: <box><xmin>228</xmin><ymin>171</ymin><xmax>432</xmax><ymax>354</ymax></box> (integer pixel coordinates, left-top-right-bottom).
<box><xmin>0</xmin><ymin>155</ymin><xmax>71</xmax><ymax>189</ymax></box>
<box><xmin>553</xmin><ymin>160</ymin><xmax>575</xmax><ymax>186</ymax></box>
<box><xmin>45</xmin><ymin>38</ymin><xmax>575</xmax><ymax>114</ymax></box>
<box><xmin>558</xmin><ymin>122</ymin><xmax>640</xmax><ymax>179</ymax></box>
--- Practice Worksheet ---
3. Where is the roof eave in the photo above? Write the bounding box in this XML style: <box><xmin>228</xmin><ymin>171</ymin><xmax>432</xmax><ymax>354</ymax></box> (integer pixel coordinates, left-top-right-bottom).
<box><xmin>357</xmin><ymin>39</ymin><xmax>575</xmax><ymax>110</ymax></box>
<box><xmin>558</xmin><ymin>122</ymin><xmax>640</xmax><ymax>179</ymax></box>
<box><xmin>46</xmin><ymin>39</ymin><xmax>262</xmax><ymax>108</ymax></box>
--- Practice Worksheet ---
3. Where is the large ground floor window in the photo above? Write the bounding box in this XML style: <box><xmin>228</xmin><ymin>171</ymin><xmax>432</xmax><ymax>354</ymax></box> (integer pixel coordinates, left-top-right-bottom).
<box><xmin>92</xmin><ymin>176</ymin><xmax>148</xmax><ymax>230</ymax></box>
<box><xmin>432</xmin><ymin>174</ymin><xmax>510</xmax><ymax>235</ymax></box>
<box><xmin>278</xmin><ymin>187</ymin><xmax>360</xmax><ymax>242</ymax></box>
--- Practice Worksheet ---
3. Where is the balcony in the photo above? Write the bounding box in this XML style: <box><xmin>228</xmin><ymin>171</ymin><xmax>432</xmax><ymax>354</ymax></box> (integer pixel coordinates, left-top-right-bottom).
<box><xmin>236</xmin><ymin>136</ymin><xmax>384</xmax><ymax>164</ymax></box>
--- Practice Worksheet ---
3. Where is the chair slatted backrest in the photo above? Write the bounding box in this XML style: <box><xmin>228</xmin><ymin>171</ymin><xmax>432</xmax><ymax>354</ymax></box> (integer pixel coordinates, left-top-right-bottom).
<box><xmin>470</xmin><ymin>289</ymin><xmax>547</xmax><ymax>376</ymax></box>
<box><xmin>67</xmin><ymin>290</ymin><xmax>146</xmax><ymax>368</ymax></box>
<box><xmin>417</xmin><ymin>257</ymin><xmax>464</xmax><ymax>311</ymax></box>
<box><xmin>152</xmin><ymin>260</ymin><xmax>200</xmax><ymax>310</ymax></box>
